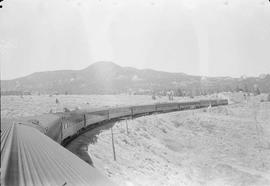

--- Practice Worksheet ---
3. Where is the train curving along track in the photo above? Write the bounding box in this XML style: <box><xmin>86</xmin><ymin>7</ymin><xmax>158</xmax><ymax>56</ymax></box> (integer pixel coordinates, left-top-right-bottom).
<box><xmin>1</xmin><ymin>99</ymin><xmax>228</xmax><ymax>186</ymax></box>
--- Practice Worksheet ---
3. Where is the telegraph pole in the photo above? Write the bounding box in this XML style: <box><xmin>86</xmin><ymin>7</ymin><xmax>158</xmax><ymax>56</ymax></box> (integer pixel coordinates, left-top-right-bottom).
<box><xmin>83</xmin><ymin>114</ymin><xmax>86</xmax><ymax>127</ymax></box>
<box><xmin>60</xmin><ymin>117</ymin><xmax>63</xmax><ymax>142</ymax></box>
<box><xmin>125</xmin><ymin>119</ymin><xmax>129</xmax><ymax>135</ymax></box>
<box><xmin>111</xmin><ymin>127</ymin><xmax>116</xmax><ymax>161</ymax></box>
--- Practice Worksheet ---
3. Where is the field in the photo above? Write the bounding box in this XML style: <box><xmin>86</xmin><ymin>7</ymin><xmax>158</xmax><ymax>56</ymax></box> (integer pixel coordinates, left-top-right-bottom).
<box><xmin>87</xmin><ymin>95</ymin><xmax>270</xmax><ymax>186</ymax></box>
<box><xmin>2</xmin><ymin>93</ymin><xmax>270</xmax><ymax>186</ymax></box>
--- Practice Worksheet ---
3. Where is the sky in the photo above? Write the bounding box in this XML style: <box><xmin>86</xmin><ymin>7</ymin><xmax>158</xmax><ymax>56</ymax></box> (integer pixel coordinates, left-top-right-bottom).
<box><xmin>0</xmin><ymin>0</ymin><xmax>270</xmax><ymax>80</ymax></box>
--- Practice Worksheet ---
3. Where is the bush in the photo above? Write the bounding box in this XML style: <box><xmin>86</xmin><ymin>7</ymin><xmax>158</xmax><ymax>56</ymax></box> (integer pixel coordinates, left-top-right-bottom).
<box><xmin>63</xmin><ymin>107</ymin><xmax>70</xmax><ymax>112</ymax></box>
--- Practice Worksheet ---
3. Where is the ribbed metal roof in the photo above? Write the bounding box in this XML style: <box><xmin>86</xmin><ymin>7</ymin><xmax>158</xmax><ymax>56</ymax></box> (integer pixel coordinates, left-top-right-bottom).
<box><xmin>1</xmin><ymin>120</ymin><xmax>115</xmax><ymax>186</ymax></box>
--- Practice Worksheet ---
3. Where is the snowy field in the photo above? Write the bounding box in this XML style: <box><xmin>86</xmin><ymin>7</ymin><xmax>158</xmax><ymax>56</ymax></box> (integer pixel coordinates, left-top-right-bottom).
<box><xmin>88</xmin><ymin>95</ymin><xmax>270</xmax><ymax>186</ymax></box>
<box><xmin>1</xmin><ymin>94</ymin><xmax>221</xmax><ymax>119</ymax></box>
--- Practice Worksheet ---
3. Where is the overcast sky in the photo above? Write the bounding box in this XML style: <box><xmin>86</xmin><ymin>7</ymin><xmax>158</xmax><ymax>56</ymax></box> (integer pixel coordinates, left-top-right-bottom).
<box><xmin>1</xmin><ymin>0</ymin><xmax>270</xmax><ymax>80</ymax></box>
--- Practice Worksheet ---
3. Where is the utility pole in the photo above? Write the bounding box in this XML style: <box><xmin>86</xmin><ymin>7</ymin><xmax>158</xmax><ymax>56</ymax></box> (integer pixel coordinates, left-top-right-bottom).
<box><xmin>125</xmin><ymin>119</ymin><xmax>129</xmax><ymax>135</ymax></box>
<box><xmin>111</xmin><ymin>127</ymin><xmax>116</xmax><ymax>161</ymax></box>
<box><xmin>60</xmin><ymin>117</ymin><xmax>63</xmax><ymax>142</ymax></box>
<box><xmin>83</xmin><ymin>114</ymin><xmax>86</xmax><ymax>127</ymax></box>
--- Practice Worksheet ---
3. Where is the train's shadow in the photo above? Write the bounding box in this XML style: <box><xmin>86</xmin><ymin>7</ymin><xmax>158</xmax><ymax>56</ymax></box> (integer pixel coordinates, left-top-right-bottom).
<box><xmin>65</xmin><ymin>112</ymin><xmax>175</xmax><ymax>167</ymax></box>
<box><xmin>65</xmin><ymin>121</ymin><xmax>117</xmax><ymax>167</ymax></box>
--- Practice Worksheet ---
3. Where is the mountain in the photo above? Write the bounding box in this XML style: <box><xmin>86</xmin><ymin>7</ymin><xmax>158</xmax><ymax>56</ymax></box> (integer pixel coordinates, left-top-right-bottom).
<box><xmin>1</xmin><ymin>62</ymin><xmax>270</xmax><ymax>95</ymax></box>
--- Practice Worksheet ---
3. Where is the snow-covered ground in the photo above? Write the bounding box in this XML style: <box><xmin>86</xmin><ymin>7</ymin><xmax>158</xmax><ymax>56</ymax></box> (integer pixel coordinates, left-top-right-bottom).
<box><xmin>88</xmin><ymin>95</ymin><xmax>270</xmax><ymax>186</ymax></box>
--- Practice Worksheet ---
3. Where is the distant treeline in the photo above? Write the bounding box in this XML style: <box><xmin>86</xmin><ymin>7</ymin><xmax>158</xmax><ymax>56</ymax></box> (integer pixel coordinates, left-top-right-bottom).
<box><xmin>1</xmin><ymin>91</ymin><xmax>31</xmax><ymax>96</ymax></box>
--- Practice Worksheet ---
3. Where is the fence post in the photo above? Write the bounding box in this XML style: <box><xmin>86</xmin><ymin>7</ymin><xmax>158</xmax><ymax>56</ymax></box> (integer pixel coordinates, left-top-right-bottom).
<box><xmin>125</xmin><ymin>119</ymin><xmax>129</xmax><ymax>135</ymax></box>
<box><xmin>84</xmin><ymin>114</ymin><xmax>86</xmax><ymax>127</ymax></box>
<box><xmin>111</xmin><ymin>127</ymin><xmax>116</xmax><ymax>161</ymax></box>
<box><xmin>60</xmin><ymin>117</ymin><xmax>63</xmax><ymax>142</ymax></box>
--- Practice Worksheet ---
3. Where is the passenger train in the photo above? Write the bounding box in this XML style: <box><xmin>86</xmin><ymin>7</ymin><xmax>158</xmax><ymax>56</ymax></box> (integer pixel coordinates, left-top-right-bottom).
<box><xmin>55</xmin><ymin>99</ymin><xmax>228</xmax><ymax>145</ymax></box>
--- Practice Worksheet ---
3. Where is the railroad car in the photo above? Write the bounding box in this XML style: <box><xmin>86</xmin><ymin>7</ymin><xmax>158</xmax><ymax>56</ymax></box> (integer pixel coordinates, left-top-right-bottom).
<box><xmin>210</xmin><ymin>100</ymin><xmax>218</xmax><ymax>107</ymax></box>
<box><xmin>156</xmin><ymin>102</ymin><xmax>179</xmax><ymax>112</ymax></box>
<box><xmin>60</xmin><ymin>112</ymin><xmax>84</xmax><ymax>139</ymax></box>
<box><xmin>84</xmin><ymin>110</ymin><xmax>109</xmax><ymax>127</ymax></box>
<box><xmin>62</xmin><ymin>119</ymin><xmax>85</xmax><ymax>140</ymax></box>
<box><xmin>109</xmin><ymin>107</ymin><xmax>132</xmax><ymax>119</ymax></box>
<box><xmin>179</xmin><ymin>101</ymin><xmax>193</xmax><ymax>110</ymax></box>
<box><xmin>217</xmin><ymin>99</ymin><xmax>228</xmax><ymax>105</ymax></box>
<box><xmin>188</xmin><ymin>101</ymin><xmax>201</xmax><ymax>109</ymax></box>
<box><xmin>199</xmin><ymin>100</ymin><xmax>212</xmax><ymax>108</ymax></box>
<box><xmin>131</xmin><ymin>104</ymin><xmax>156</xmax><ymax>115</ymax></box>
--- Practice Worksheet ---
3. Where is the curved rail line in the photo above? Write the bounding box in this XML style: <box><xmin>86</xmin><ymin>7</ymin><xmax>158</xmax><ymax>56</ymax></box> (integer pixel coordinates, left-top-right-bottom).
<box><xmin>1</xmin><ymin>99</ymin><xmax>228</xmax><ymax>186</ymax></box>
<box><xmin>60</xmin><ymin>99</ymin><xmax>228</xmax><ymax>147</ymax></box>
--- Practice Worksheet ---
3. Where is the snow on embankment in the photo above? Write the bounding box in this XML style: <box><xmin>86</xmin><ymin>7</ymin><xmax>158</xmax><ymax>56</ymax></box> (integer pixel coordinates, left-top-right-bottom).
<box><xmin>88</xmin><ymin>99</ymin><xmax>270</xmax><ymax>186</ymax></box>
